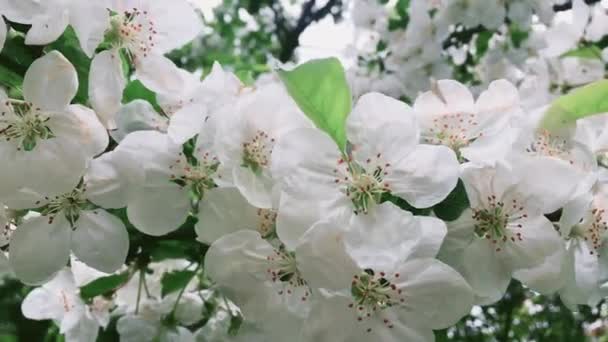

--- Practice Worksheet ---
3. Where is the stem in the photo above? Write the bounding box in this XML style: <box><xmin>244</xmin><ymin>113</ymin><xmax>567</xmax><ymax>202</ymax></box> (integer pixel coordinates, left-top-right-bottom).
<box><xmin>135</xmin><ymin>268</ymin><xmax>145</xmax><ymax>315</ymax></box>
<box><xmin>170</xmin><ymin>263</ymin><xmax>201</xmax><ymax>316</ymax></box>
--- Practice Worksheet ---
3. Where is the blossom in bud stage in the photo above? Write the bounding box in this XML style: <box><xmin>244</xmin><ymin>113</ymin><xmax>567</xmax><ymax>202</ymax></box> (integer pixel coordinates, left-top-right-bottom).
<box><xmin>438</xmin><ymin>162</ymin><xmax>566</xmax><ymax>304</ymax></box>
<box><xmin>413</xmin><ymin>79</ymin><xmax>521</xmax><ymax>164</ymax></box>
<box><xmin>8</xmin><ymin>155</ymin><xmax>129</xmax><ymax>285</ymax></box>
<box><xmin>272</xmin><ymin>92</ymin><xmax>459</xmax><ymax>249</ymax></box>
<box><xmin>295</xmin><ymin>203</ymin><xmax>473</xmax><ymax>342</ymax></box>
<box><xmin>0</xmin><ymin>52</ymin><xmax>107</xmax><ymax>201</ymax></box>
<box><xmin>215</xmin><ymin>81</ymin><xmax>313</xmax><ymax>209</ymax></box>
<box><xmin>89</xmin><ymin>0</ymin><xmax>202</xmax><ymax>128</ymax></box>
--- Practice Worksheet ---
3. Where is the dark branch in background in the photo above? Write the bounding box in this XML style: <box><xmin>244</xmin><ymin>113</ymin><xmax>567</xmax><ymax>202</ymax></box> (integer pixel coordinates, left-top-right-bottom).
<box><xmin>273</xmin><ymin>0</ymin><xmax>343</xmax><ymax>62</ymax></box>
<box><xmin>553</xmin><ymin>0</ymin><xmax>602</xmax><ymax>11</ymax></box>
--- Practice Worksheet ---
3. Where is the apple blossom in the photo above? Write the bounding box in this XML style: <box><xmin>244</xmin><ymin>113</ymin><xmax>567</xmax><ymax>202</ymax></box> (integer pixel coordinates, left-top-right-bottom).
<box><xmin>273</xmin><ymin>92</ymin><xmax>459</xmax><ymax>249</ymax></box>
<box><xmin>0</xmin><ymin>51</ymin><xmax>107</xmax><ymax>201</ymax></box>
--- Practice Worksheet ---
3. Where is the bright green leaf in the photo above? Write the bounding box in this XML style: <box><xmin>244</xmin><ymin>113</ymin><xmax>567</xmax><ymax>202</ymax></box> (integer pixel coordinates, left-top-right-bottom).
<box><xmin>79</xmin><ymin>272</ymin><xmax>130</xmax><ymax>300</ymax></box>
<box><xmin>278</xmin><ymin>57</ymin><xmax>352</xmax><ymax>151</ymax></box>
<box><xmin>541</xmin><ymin>79</ymin><xmax>608</xmax><ymax>130</ymax></box>
<box><xmin>561</xmin><ymin>45</ymin><xmax>603</xmax><ymax>60</ymax></box>
<box><xmin>122</xmin><ymin>80</ymin><xmax>162</xmax><ymax>113</ymax></box>
<box><xmin>161</xmin><ymin>270</ymin><xmax>195</xmax><ymax>297</ymax></box>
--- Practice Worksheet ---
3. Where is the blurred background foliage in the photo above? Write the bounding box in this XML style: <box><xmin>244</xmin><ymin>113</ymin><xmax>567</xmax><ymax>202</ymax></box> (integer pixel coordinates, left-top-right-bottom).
<box><xmin>1</xmin><ymin>0</ymin><xmax>608</xmax><ymax>341</ymax></box>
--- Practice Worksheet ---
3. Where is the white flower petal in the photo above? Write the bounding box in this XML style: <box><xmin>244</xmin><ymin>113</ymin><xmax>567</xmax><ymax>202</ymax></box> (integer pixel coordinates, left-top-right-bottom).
<box><xmin>111</xmin><ymin>100</ymin><xmax>167</xmax><ymax>143</ymax></box>
<box><xmin>135</xmin><ymin>54</ymin><xmax>185</xmax><ymax>96</ymax></box>
<box><xmin>23</xmin><ymin>51</ymin><xmax>77</xmax><ymax>111</ymax></box>
<box><xmin>502</xmin><ymin>216</ymin><xmax>564</xmax><ymax>271</ymax></box>
<box><xmin>24</xmin><ymin>9</ymin><xmax>69</xmax><ymax>46</ymax></box>
<box><xmin>13</xmin><ymin>137</ymin><xmax>87</xmax><ymax>198</ymax></box>
<box><xmin>276</xmin><ymin>191</ymin><xmax>342</xmax><ymax>251</ymax></box>
<box><xmin>394</xmin><ymin>258</ymin><xmax>473</xmax><ymax>330</ymax></box>
<box><xmin>10</xmin><ymin>215</ymin><xmax>71</xmax><ymax>284</ymax></box>
<box><xmin>127</xmin><ymin>183</ymin><xmax>191</xmax><ymax>236</ymax></box>
<box><xmin>143</xmin><ymin>0</ymin><xmax>203</xmax><ymax>54</ymax></box>
<box><xmin>89</xmin><ymin>49</ymin><xmax>126</xmax><ymax>129</ymax></box>
<box><xmin>168</xmin><ymin>103</ymin><xmax>207</xmax><ymax>145</ymax></box>
<box><xmin>205</xmin><ymin>230</ymin><xmax>273</xmax><ymax>296</ymax></box>
<box><xmin>388</xmin><ymin>144</ymin><xmax>459</xmax><ymax>208</ymax></box>
<box><xmin>195</xmin><ymin>187</ymin><xmax>260</xmax><ymax>245</ymax></box>
<box><xmin>0</xmin><ymin>18</ymin><xmax>6</xmax><ymax>53</ymax></box>
<box><xmin>344</xmin><ymin>203</ymin><xmax>418</xmax><ymax>270</ymax></box>
<box><xmin>64</xmin><ymin>317</ymin><xmax>100</xmax><ymax>342</ymax></box>
<box><xmin>71</xmin><ymin>210</ymin><xmax>128</xmax><ymax>273</ymax></box>
<box><xmin>271</xmin><ymin>128</ymin><xmax>341</xmax><ymax>192</ymax></box>
<box><xmin>232</xmin><ymin>167</ymin><xmax>273</xmax><ymax>209</ymax></box>
<box><xmin>296</xmin><ymin>220</ymin><xmax>359</xmax><ymax>291</ymax></box>
<box><xmin>347</xmin><ymin>92</ymin><xmax>417</xmax><ymax>146</ymax></box>
<box><xmin>68</xmin><ymin>1</ymin><xmax>109</xmax><ymax>57</ymax></box>
<box><xmin>67</xmin><ymin>104</ymin><xmax>109</xmax><ymax>157</ymax></box>
<box><xmin>513</xmin><ymin>244</ymin><xmax>565</xmax><ymax>295</ymax></box>
<box><xmin>85</xmin><ymin>152</ymin><xmax>130</xmax><ymax>209</ymax></box>
<box><xmin>116</xmin><ymin>315</ymin><xmax>160</xmax><ymax>342</ymax></box>
<box><xmin>21</xmin><ymin>287</ymin><xmax>65</xmax><ymax>321</ymax></box>
<box><xmin>462</xmin><ymin>238</ymin><xmax>511</xmax><ymax>304</ymax></box>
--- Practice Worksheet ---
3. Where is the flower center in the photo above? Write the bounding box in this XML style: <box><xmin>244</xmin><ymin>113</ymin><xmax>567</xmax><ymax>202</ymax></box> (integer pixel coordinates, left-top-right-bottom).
<box><xmin>0</xmin><ymin>101</ymin><xmax>53</xmax><ymax>151</ymax></box>
<box><xmin>526</xmin><ymin>129</ymin><xmax>574</xmax><ymax>164</ymax></box>
<box><xmin>42</xmin><ymin>188</ymin><xmax>88</xmax><ymax>225</ymax></box>
<box><xmin>333</xmin><ymin>155</ymin><xmax>392</xmax><ymax>214</ymax></box>
<box><xmin>257</xmin><ymin>208</ymin><xmax>277</xmax><ymax>238</ymax></box>
<box><xmin>571</xmin><ymin>207</ymin><xmax>607</xmax><ymax>256</ymax></box>
<box><xmin>107</xmin><ymin>9</ymin><xmax>157</xmax><ymax>58</ymax></box>
<box><xmin>242</xmin><ymin>130</ymin><xmax>274</xmax><ymax>174</ymax></box>
<box><xmin>170</xmin><ymin>152</ymin><xmax>219</xmax><ymax>197</ymax></box>
<box><xmin>425</xmin><ymin>113</ymin><xmax>479</xmax><ymax>153</ymax></box>
<box><xmin>348</xmin><ymin>269</ymin><xmax>404</xmax><ymax>332</ymax></box>
<box><xmin>266</xmin><ymin>248</ymin><xmax>309</xmax><ymax>301</ymax></box>
<box><xmin>473</xmin><ymin>196</ymin><xmax>528</xmax><ymax>252</ymax></box>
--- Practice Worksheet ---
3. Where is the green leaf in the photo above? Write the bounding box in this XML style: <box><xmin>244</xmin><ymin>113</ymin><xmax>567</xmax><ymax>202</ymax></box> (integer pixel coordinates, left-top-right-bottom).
<box><xmin>0</xmin><ymin>64</ymin><xmax>23</xmax><ymax>91</ymax></box>
<box><xmin>122</xmin><ymin>80</ymin><xmax>162</xmax><ymax>113</ymax></box>
<box><xmin>475</xmin><ymin>31</ymin><xmax>493</xmax><ymax>59</ymax></box>
<box><xmin>79</xmin><ymin>272</ymin><xmax>130</xmax><ymax>300</ymax></box>
<box><xmin>278</xmin><ymin>57</ymin><xmax>352</xmax><ymax>151</ymax></box>
<box><xmin>541</xmin><ymin>79</ymin><xmax>608</xmax><ymax>130</ymax></box>
<box><xmin>161</xmin><ymin>270</ymin><xmax>195</xmax><ymax>297</ymax></box>
<box><xmin>433</xmin><ymin>180</ymin><xmax>469</xmax><ymax>221</ymax></box>
<box><xmin>509</xmin><ymin>23</ymin><xmax>529</xmax><ymax>49</ymax></box>
<box><xmin>561</xmin><ymin>45</ymin><xmax>603</xmax><ymax>60</ymax></box>
<box><xmin>45</xmin><ymin>26</ymin><xmax>91</xmax><ymax>104</ymax></box>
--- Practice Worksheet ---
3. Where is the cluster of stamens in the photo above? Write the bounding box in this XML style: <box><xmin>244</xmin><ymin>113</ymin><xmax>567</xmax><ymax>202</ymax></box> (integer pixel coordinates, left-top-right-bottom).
<box><xmin>473</xmin><ymin>195</ymin><xmax>528</xmax><ymax>252</ymax></box>
<box><xmin>526</xmin><ymin>129</ymin><xmax>574</xmax><ymax>165</ymax></box>
<box><xmin>572</xmin><ymin>207</ymin><xmax>608</xmax><ymax>256</ymax></box>
<box><xmin>334</xmin><ymin>154</ymin><xmax>391</xmax><ymax>214</ymax></box>
<box><xmin>169</xmin><ymin>151</ymin><xmax>219</xmax><ymax>196</ymax></box>
<box><xmin>0</xmin><ymin>100</ymin><xmax>53</xmax><ymax>151</ymax></box>
<box><xmin>265</xmin><ymin>248</ymin><xmax>309</xmax><ymax>301</ymax></box>
<box><xmin>425</xmin><ymin>113</ymin><xmax>479</xmax><ymax>152</ymax></box>
<box><xmin>109</xmin><ymin>8</ymin><xmax>157</xmax><ymax>59</ymax></box>
<box><xmin>242</xmin><ymin>130</ymin><xmax>275</xmax><ymax>173</ymax></box>
<box><xmin>348</xmin><ymin>269</ymin><xmax>405</xmax><ymax>333</ymax></box>
<box><xmin>257</xmin><ymin>209</ymin><xmax>277</xmax><ymax>238</ymax></box>
<box><xmin>41</xmin><ymin>187</ymin><xmax>88</xmax><ymax>225</ymax></box>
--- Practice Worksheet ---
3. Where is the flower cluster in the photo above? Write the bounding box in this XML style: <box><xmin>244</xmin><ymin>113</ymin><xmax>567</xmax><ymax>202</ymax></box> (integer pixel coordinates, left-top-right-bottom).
<box><xmin>350</xmin><ymin>0</ymin><xmax>608</xmax><ymax>106</ymax></box>
<box><xmin>0</xmin><ymin>1</ymin><xmax>607</xmax><ymax>341</ymax></box>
